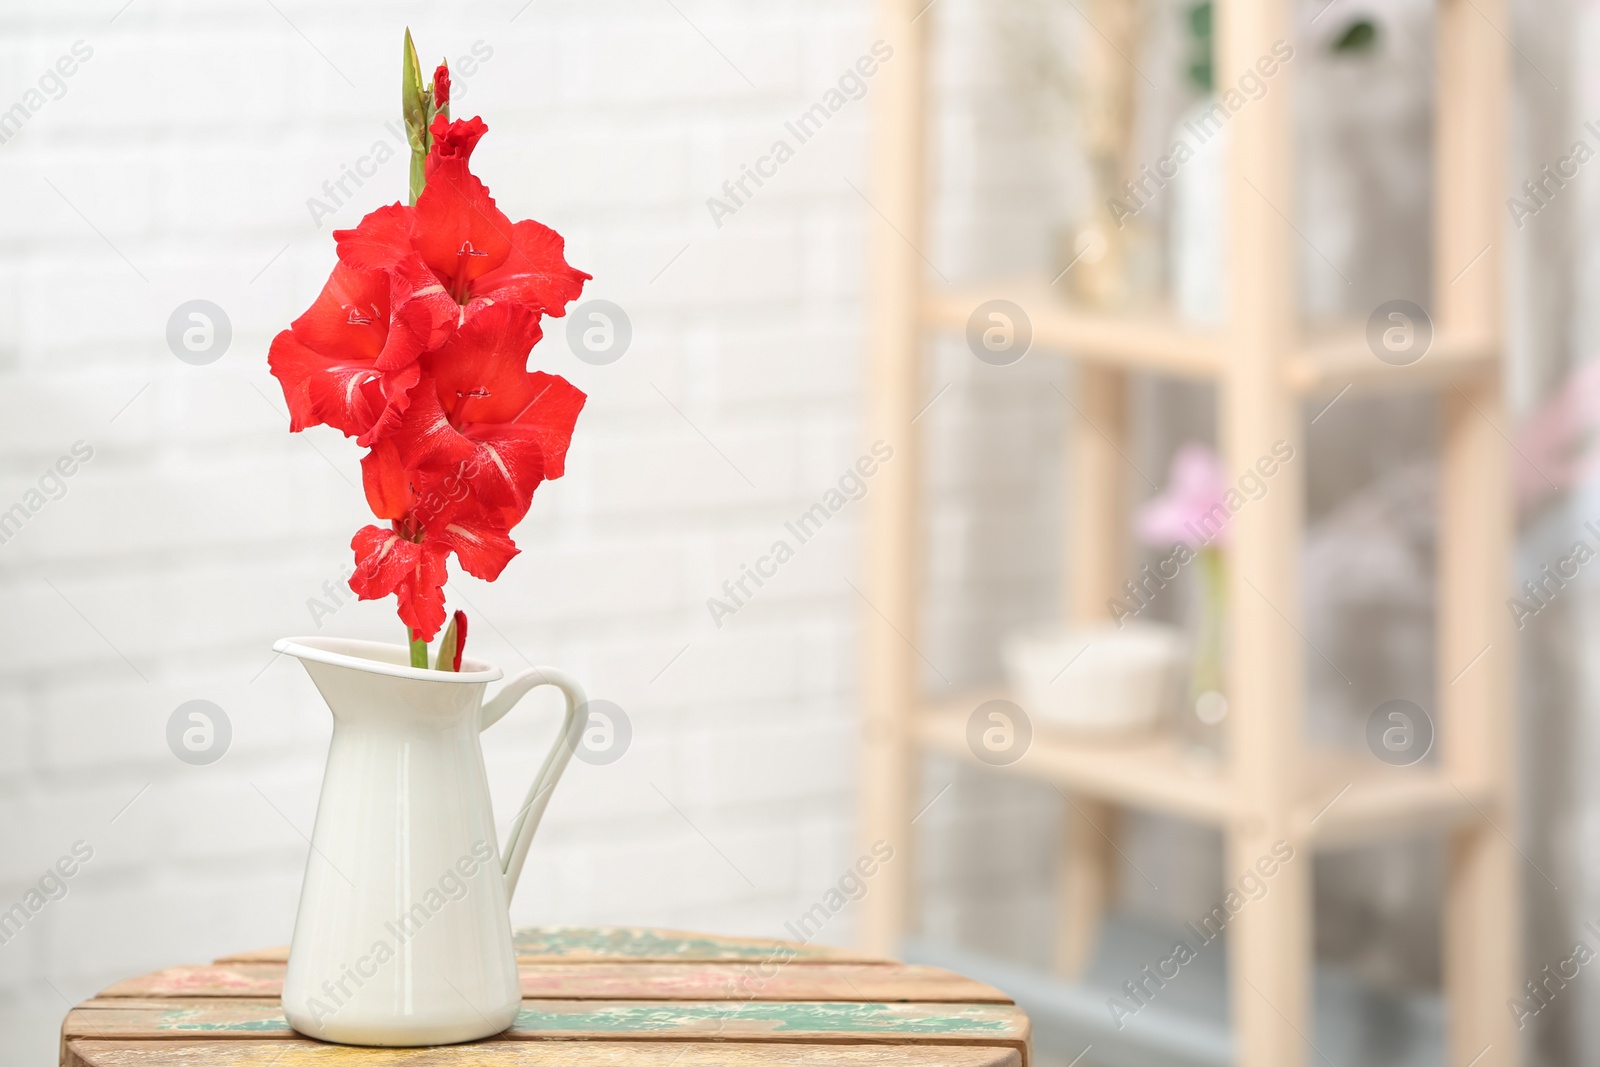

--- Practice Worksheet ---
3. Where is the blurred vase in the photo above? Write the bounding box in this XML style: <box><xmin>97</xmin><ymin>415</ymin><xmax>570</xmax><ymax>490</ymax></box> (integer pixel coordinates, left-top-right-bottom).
<box><xmin>1185</xmin><ymin>546</ymin><xmax>1228</xmax><ymax>761</ymax></box>
<box><xmin>274</xmin><ymin>636</ymin><xmax>587</xmax><ymax>1046</ymax></box>
<box><xmin>1060</xmin><ymin>219</ymin><xmax>1162</xmax><ymax>312</ymax></box>
<box><xmin>1003</xmin><ymin>621</ymin><xmax>1187</xmax><ymax>738</ymax></box>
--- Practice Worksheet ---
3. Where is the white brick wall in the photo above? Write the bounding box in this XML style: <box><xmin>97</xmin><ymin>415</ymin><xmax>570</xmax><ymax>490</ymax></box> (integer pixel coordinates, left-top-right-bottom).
<box><xmin>0</xmin><ymin>1</ymin><xmax>959</xmax><ymax>1060</ymax></box>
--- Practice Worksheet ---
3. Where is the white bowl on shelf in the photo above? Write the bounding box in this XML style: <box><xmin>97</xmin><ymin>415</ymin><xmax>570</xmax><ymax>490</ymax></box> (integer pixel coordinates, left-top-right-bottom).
<box><xmin>1000</xmin><ymin>621</ymin><xmax>1186</xmax><ymax>738</ymax></box>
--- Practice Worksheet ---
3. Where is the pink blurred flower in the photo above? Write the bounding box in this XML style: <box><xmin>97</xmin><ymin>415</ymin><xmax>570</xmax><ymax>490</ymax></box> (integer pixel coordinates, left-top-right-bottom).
<box><xmin>1137</xmin><ymin>443</ymin><xmax>1230</xmax><ymax>549</ymax></box>
<box><xmin>1516</xmin><ymin>361</ymin><xmax>1600</xmax><ymax>515</ymax></box>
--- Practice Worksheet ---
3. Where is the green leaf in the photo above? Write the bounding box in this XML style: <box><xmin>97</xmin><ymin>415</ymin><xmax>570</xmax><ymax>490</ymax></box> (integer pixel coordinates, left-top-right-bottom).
<box><xmin>402</xmin><ymin>29</ymin><xmax>426</xmax><ymax>129</ymax></box>
<box><xmin>1331</xmin><ymin>19</ymin><xmax>1379</xmax><ymax>55</ymax></box>
<box><xmin>402</xmin><ymin>28</ymin><xmax>431</xmax><ymax>206</ymax></box>
<box><xmin>1185</xmin><ymin>3</ymin><xmax>1213</xmax><ymax>93</ymax></box>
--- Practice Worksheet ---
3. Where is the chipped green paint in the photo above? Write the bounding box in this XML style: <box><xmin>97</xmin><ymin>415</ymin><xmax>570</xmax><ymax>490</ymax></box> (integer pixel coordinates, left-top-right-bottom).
<box><xmin>149</xmin><ymin>1000</ymin><xmax>1014</xmax><ymax>1040</ymax></box>
<box><xmin>512</xmin><ymin>1000</ymin><xmax>1017</xmax><ymax>1036</ymax></box>
<box><xmin>513</xmin><ymin>926</ymin><xmax>818</xmax><ymax>961</ymax></box>
<box><xmin>149</xmin><ymin>1001</ymin><xmax>1016</xmax><ymax>1040</ymax></box>
<box><xmin>158</xmin><ymin>1007</ymin><xmax>290</xmax><ymax>1032</ymax></box>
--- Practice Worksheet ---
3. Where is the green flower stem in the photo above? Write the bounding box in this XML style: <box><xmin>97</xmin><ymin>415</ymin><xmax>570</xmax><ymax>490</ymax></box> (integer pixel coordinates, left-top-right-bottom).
<box><xmin>409</xmin><ymin>629</ymin><xmax>430</xmax><ymax>670</ymax></box>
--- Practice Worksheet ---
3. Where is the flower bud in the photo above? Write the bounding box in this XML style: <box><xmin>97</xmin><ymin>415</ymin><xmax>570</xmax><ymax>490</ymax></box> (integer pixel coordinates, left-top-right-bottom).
<box><xmin>432</xmin><ymin>63</ymin><xmax>451</xmax><ymax>117</ymax></box>
<box><xmin>436</xmin><ymin>610</ymin><xmax>468</xmax><ymax>671</ymax></box>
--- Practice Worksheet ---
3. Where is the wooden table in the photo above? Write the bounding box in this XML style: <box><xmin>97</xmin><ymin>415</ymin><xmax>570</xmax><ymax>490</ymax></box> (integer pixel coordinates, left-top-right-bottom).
<box><xmin>61</xmin><ymin>927</ymin><xmax>1030</xmax><ymax>1067</ymax></box>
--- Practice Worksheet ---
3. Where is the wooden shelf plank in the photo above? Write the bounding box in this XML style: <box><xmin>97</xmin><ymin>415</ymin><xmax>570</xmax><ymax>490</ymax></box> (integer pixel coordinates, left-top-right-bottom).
<box><xmin>921</xmin><ymin>281</ymin><xmax>1225</xmax><ymax>379</ymax></box>
<box><xmin>917</xmin><ymin>693</ymin><xmax>1492</xmax><ymax>848</ymax></box>
<box><xmin>923</xmin><ymin>277</ymin><xmax>1501</xmax><ymax>397</ymax></box>
<box><xmin>915</xmin><ymin>694</ymin><xmax>1236</xmax><ymax>825</ymax></box>
<box><xmin>1286</xmin><ymin>326</ymin><xmax>1497</xmax><ymax>395</ymax></box>
<box><xmin>1298</xmin><ymin>752</ymin><xmax>1495</xmax><ymax>849</ymax></box>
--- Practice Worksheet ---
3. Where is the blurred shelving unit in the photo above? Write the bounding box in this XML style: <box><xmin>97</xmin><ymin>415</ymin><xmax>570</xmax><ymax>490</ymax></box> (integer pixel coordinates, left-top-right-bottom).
<box><xmin>858</xmin><ymin>1</ymin><xmax>1520</xmax><ymax>1066</ymax></box>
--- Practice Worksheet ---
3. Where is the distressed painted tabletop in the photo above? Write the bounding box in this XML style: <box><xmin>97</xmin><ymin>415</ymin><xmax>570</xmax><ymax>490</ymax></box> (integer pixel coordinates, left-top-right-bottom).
<box><xmin>62</xmin><ymin>927</ymin><xmax>1030</xmax><ymax>1067</ymax></box>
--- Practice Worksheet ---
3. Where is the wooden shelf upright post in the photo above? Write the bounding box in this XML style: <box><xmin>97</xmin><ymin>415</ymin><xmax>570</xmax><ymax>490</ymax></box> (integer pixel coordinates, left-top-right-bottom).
<box><xmin>1218</xmin><ymin>0</ymin><xmax>1312</xmax><ymax>1063</ymax></box>
<box><xmin>858</xmin><ymin>0</ymin><xmax>929</xmax><ymax>960</ymax></box>
<box><xmin>1055</xmin><ymin>365</ymin><xmax>1128</xmax><ymax>980</ymax></box>
<box><xmin>1436</xmin><ymin>1</ymin><xmax>1521</xmax><ymax>1064</ymax></box>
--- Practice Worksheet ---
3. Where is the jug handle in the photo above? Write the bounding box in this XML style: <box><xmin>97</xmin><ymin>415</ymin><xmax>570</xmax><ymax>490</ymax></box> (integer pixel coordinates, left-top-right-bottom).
<box><xmin>480</xmin><ymin>667</ymin><xmax>588</xmax><ymax>902</ymax></box>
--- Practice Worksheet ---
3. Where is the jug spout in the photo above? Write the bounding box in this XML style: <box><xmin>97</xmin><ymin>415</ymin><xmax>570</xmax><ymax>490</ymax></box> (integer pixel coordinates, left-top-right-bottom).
<box><xmin>274</xmin><ymin>636</ymin><xmax>503</xmax><ymax>725</ymax></box>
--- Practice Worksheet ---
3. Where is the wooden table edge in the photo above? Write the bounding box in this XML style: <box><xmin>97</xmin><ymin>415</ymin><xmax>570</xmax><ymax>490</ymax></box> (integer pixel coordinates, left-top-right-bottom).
<box><xmin>63</xmin><ymin>1037</ymin><xmax>1028</xmax><ymax>1067</ymax></box>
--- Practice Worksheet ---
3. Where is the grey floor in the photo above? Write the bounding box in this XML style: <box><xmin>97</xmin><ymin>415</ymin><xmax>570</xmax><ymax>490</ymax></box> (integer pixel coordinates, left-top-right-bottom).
<box><xmin>907</xmin><ymin>914</ymin><xmax>1443</xmax><ymax>1067</ymax></box>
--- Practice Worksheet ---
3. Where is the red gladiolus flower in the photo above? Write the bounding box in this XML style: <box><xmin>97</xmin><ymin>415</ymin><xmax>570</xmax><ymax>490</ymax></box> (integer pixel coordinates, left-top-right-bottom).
<box><xmin>351</xmin><ymin>444</ymin><xmax>525</xmax><ymax>640</ymax></box>
<box><xmin>336</xmin><ymin>118</ymin><xmax>589</xmax><ymax>318</ymax></box>
<box><xmin>267</xmin><ymin>259</ymin><xmax>455</xmax><ymax>445</ymax></box>
<box><xmin>426</xmin><ymin>115</ymin><xmax>482</xmax><ymax>170</ymax></box>
<box><xmin>271</xmin><ymin>64</ymin><xmax>587</xmax><ymax>650</ymax></box>
<box><xmin>391</xmin><ymin>302</ymin><xmax>586</xmax><ymax>521</ymax></box>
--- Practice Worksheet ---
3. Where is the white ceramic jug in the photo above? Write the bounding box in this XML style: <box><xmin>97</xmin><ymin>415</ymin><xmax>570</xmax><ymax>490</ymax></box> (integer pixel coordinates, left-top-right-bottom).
<box><xmin>272</xmin><ymin>636</ymin><xmax>587</xmax><ymax>1046</ymax></box>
